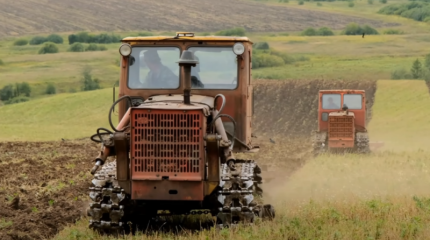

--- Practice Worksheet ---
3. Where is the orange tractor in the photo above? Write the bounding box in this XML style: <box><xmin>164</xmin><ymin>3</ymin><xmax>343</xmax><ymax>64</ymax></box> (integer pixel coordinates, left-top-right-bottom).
<box><xmin>312</xmin><ymin>89</ymin><xmax>372</xmax><ymax>155</ymax></box>
<box><xmin>86</xmin><ymin>32</ymin><xmax>275</xmax><ymax>234</ymax></box>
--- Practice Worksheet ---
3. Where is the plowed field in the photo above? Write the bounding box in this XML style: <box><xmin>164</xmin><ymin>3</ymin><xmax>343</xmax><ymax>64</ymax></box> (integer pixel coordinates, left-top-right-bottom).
<box><xmin>0</xmin><ymin>0</ymin><xmax>397</xmax><ymax>37</ymax></box>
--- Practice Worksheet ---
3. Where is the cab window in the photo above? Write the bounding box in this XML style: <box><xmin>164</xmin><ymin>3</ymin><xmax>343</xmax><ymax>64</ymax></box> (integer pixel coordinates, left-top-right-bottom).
<box><xmin>322</xmin><ymin>94</ymin><xmax>341</xmax><ymax>109</ymax></box>
<box><xmin>343</xmin><ymin>94</ymin><xmax>362</xmax><ymax>109</ymax></box>
<box><xmin>187</xmin><ymin>46</ymin><xmax>238</xmax><ymax>90</ymax></box>
<box><xmin>127</xmin><ymin>47</ymin><xmax>181</xmax><ymax>89</ymax></box>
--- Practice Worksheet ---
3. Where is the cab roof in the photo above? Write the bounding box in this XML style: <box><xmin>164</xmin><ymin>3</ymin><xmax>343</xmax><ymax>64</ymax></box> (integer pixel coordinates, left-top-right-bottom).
<box><xmin>121</xmin><ymin>32</ymin><xmax>252</xmax><ymax>43</ymax></box>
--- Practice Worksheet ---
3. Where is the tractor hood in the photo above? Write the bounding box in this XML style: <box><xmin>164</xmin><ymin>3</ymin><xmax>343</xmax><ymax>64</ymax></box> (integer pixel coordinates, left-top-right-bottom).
<box><xmin>134</xmin><ymin>94</ymin><xmax>214</xmax><ymax>116</ymax></box>
<box><xmin>329</xmin><ymin>111</ymin><xmax>355</xmax><ymax>118</ymax></box>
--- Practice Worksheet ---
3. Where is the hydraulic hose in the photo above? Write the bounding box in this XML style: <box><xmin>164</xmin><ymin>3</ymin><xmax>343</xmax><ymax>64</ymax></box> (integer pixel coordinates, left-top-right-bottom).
<box><xmin>209</xmin><ymin>113</ymin><xmax>236</xmax><ymax>150</ymax></box>
<box><xmin>109</xmin><ymin>95</ymin><xmax>133</xmax><ymax>132</ymax></box>
<box><xmin>210</xmin><ymin>94</ymin><xmax>226</xmax><ymax>127</ymax></box>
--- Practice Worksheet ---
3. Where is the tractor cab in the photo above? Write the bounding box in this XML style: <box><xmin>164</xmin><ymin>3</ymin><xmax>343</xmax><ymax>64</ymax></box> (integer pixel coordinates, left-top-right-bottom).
<box><xmin>116</xmin><ymin>32</ymin><xmax>255</xmax><ymax>153</ymax></box>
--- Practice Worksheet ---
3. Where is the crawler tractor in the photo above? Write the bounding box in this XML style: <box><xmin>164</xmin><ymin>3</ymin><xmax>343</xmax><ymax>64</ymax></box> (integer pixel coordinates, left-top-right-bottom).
<box><xmin>312</xmin><ymin>89</ymin><xmax>371</xmax><ymax>155</ymax></box>
<box><xmin>87</xmin><ymin>32</ymin><xmax>275</xmax><ymax>233</ymax></box>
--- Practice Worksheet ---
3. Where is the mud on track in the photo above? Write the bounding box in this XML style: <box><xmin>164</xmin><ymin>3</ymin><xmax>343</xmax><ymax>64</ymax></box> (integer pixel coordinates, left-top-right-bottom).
<box><xmin>0</xmin><ymin>79</ymin><xmax>377</xmax><ymax>239</ymax></box>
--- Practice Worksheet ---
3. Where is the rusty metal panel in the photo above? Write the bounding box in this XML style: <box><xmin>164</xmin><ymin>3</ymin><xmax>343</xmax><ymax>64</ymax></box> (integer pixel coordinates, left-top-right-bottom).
<box><xmin>114</xmin><ymin>132</ymin><xmax>130</xmax><ymax>181</ymax></box>
<box><xmin>130</xmin><ymin>109</ymin><xmax>205</xmax><ymax>181</ymax></box>
<box><xmin>328</xmin><ymin>140</ymin><xmax>355</xmax><ymax>148</ymax></box>
<box><xmin>131</xmin><ymin>180</ymin><xmax>204</xmax><ymax>200</ymax></box>
<box><xmin>328</xmin><ymin>116</ymin><xmax>355</xmax><ymax>139</ymax></box>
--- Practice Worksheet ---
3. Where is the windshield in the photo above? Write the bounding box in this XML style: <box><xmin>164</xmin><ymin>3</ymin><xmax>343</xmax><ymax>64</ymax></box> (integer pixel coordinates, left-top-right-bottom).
<box><xmin>343</xmin><ymin>94</ymin><xmax>362</xmax><ymax>109</ymax></box>
<box><xmin>188</xmin><ymin>47</ymin><xmax>238</xmax><ymax>90</ymax></box>
<box><xmin>127</xmin><ymin>47</ymin><xmax>180</xmax><ymax>89</ymax></box>
<box><xmin>322</xmin><ymin>94</ymin><xmax>341</xmax><ymax>109</ymax></box>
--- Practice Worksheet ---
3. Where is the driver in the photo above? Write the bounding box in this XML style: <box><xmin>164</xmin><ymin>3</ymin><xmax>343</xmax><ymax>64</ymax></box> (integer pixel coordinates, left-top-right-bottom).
<box><xmin>326</xmin><ymin>97</ymin><xmax>340</xmax><ymax>109</ymax></box>
<box><xmin>141</xmin><ymin>49</ymin><xmax>178</xmax><ymax>88</ymax></box>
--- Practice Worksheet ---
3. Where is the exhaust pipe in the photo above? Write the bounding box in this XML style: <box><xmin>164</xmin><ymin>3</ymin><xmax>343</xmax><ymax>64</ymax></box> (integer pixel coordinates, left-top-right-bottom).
<box><xmin>177</xmin><ymin>50</ymin><xmax>199</xmax><ymax>105</ymax></box>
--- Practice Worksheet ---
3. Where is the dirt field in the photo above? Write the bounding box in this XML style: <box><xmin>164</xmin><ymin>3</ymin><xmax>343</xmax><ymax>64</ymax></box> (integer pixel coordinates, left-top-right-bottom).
<box><xmin>0</xmin><ymin>79</ymin><xmax>377</xmax><ymax>239</ymax></box>
<box><xmin>0</xmin><ymin>0</ymin><xmax>397</xmax><ymax>37</ymax></box>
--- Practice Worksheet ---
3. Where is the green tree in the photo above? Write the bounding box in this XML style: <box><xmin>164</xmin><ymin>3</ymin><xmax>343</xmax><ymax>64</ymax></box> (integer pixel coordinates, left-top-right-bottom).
<box><xmin>38</xmin><ymin>42</ymin><xmax>59</xmax><ymax>54</ymax></box>
<box><xmin>46</xmin><ymin>34</ymin><xmax>63</xmax><ymax>44</ymax></box>
<box><xmin>19</xmin><ymin>82</ymin><xmax>31</xmax><ymax>97</ymax></box>
<box><xmin>81</xmin><ymin>67</ymin><xmax>101</xmax><ymax>91</ymax></box>
<box><xmin>46</xmin><ymin>83</ymin><xmax>56</xmax><ymax>94</ymax></box>
<box><xmin>0</xmin><ymin>85</ymin><xmax>14</xmax><ymax>101</ymax></box>
<box><xmin>411</xmin><ymin>58</ymin><xmax>423</xmax><ymax>79</ymax></box>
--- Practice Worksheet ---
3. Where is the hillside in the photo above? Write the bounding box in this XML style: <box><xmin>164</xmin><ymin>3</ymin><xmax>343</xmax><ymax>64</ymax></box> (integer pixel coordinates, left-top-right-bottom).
<box><xmin>0</xmin><ymin>0</ymin><xmax>397</xmax><ymax>37</ymax></box>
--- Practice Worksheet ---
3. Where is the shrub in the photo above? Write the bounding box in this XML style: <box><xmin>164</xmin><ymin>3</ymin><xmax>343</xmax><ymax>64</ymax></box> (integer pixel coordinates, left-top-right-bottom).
<box><xmin>379</xmin><ymin>0</ymin><xmax>387</xmax><ymax>3</ymax></box>
<box><xmin>411</xmin><ymin>58</ymin><xmax>423</xmax><ymax>79</ymax></box>
<box><xmin>348</xmin><ymin>1</ymin><xmax>355</xmax><ymax>7</ymax></box>
<box><xmin>317</xmin><ymin>27</ymin><xmax>334</xmax><ymax>36</ymax></box>
<box><xmin>254</xmin><ymin>42</ymin><xmax>270</xmax><ymax>50</ymax></box>
<box><xmin>215</xmin><ymin>27</ymin><xmax>246</xmax><ymax>36</ymax></box>
<box><xmin>378</xmin><ymin>2</ymin><xmax>430</xmax><ymax>22</ymax></box>
<box><xmin>38</xmin><ymin>42</ymin><xmax>59</xmax><ymax>54</ymax></box>
<box><xmin>342</xmin><ymin>23</ymin><xmax>379</xmax><ymax>35</ymax></box>
<box><xmin>5</xmin><ymin>96</ymin><xmax>30</xmax><ymax>105</ymax></box>
<box><xmin>252</xmin><ymin>53</ymin><xmax>285</xmax><ymax>69</ymax></box>
<box><xmin>81</xmin><ymin>67</ymin><xmax>101</xmax><ymax>91</ymax></box>
<box><xmin>317</xmin><ymin>2</ymin><xmax>323</xmax><ymax>6</ymax></box>
<box><xmin>0</xmin><ymin>82</ymin><xmax>31</xmax><ymax>101</ymax></box>
<box><xmin>299</xmin><ymin>0</ymin><xmax>304</xmax><ymax>4</ymax></box>
<box><xmin>46</xmin><ymin>83</ymin><xmax>56</xmax><ymax>95</ymax></box>
<box><xmin>383</xmin><ymin>29</ymin><xmax>404</xmax><ymax>34</ymax></box>
<box><xmin>46</xmin><ymin>34</ymin><xmax>63</xmax><ymax>44</ymax></box>
<box><xmin>0</xmin><ymin>59</ymin><xmax>4</xmax><ymax>65</ymax></box>
<box><xmin>85</xmin><ymin>43</ymin><xmax>107</xmax><ymax>51</ymax></box>
<box><xmin>67</xmin><ymin>32</ymin><xmax>122</xmax><ymax>44</ymax></box>
<box><xmin>0</xmin><ymin>85</ymin><xmax>14</xmax><ymax>101</ymax></box>
<box><xmin>368</xmin><ymin>0</ymin><xmax>373</xmax><ymax>4</ymax></box>
<box><xmin>18</xmin><ymin>82</ymin><xmax>31</xmax><ymax>97</ymax></box>
<box><xmin>68</xmin><ymin>43</ymin><xmax>85</xmax><ymax>52</ymax></box>
<box><xmin>391</xmin><ymin>68</ymin><xmax>411</xmax><ymax>79</ymax></box>
<box><xmin>14</xmin><ymin>38</ymin><xmax>28</xmax><ymax>46</ymax></box>
<box><xmin>279</xmin><ymin>0</ymin><xmax>289</xmax><ymax>2</ymax></box>
<box><xmin>29</xmin><ymin>36</ymin><xmax>48</xmax><ymax>45</ymax></box>
<box><xmin>301</xmin><ymin>27</ymin><xmax>317</xmax><ymax>36</ymax></box>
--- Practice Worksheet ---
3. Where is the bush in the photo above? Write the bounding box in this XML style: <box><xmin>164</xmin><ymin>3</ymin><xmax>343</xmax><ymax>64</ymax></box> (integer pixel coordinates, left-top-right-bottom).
<box><xmin>317</xmin><ymin>2</ymin><xmax>323</xmax><ymax>6</ymax></box>
<box><xmin>68</xmin><ymin>32</ymin><xmax>122</xmax><ymax>44</ymax></box>
<box><xmin>391</xmin><ymin>68</ymin><xmax>411</xmax><ymax>79</ymax></box>
<box><xmin>348</xmin><ymin>1</ymin><xmax>355</xmax><ymax>7</ymax></box>
<box><xmin>38</xmin><ymin>42</ymin><xmax>59</xmax><ymax>54</ymax></box>
<box><xmin>317</xmin><ymin>27</ymin><xmax>334</xmax><ymax>36</ymax></box>
<box><xmin>68</xmin><ymin>42</ymin><xmax>85</xmax><ymax>52</ymax></box>
<box><xmin>379</xmin><ymin>0</ymin><xmax>387</xmax><ymax>3</ymax></box>
<box><xmin>254</xmin><ymin>42</ymin><xmax>270</xmax><ymax>50</ymax></box>
<box><xmin>5</xmin><ymin>96</ymin><xmax>30</xmax><ymax>105</ymax></box>
<box><xmin>45</xmin><ymin>83</ymin><xmax>56</xmax><ymax>95</ymax></box>
<box><xmin>298</xmin><ymin>0</ymin><xmax>304</xmax><ymax>4</ymax></box>
<box><xmin>14</xmin><ymin>38</ymin><xmax>28</xmax><ymax>46</ymax></box>
<box><xmin>378</xmin><ymin>2</ymin><xmax>430</xmax><ymax>22</ymax></box>
<box><xmin>215</xmin><ymin>27</ymin><xmax>246</xmax><ymax>36</ymax></box>
<box><xmin>368</xmin><ymin>0</ymin><xmax>373</xmax><ymax>4</ymax></box>
<box><xmin>0</xmin><ymin>82</ymin><xmax>31</xmax><ymax>101</ymax></box>
<box><xmin>252</xmin><ymin>53</ymin><xmax>285</xmax><ymax>68</ymax></box>
<box><xmin>0</xmin><ymin>59</ymin><xmax>4</xmax><ymax>65</ymax></box>
<box><xmin>279</xmin><ymin>0</ymin><xmax>289</xmax><ymax>2</ymax></box>
<box><xmin>342</xmin><ymin>23</ymin><xmax>379</xmax><ymax>35</ymax></box>
<box><xmin>81</xmin><ymin>67</ymin><xmax>101</xmax><ymax>91</ymax></box>
<box><xmin>301</xmin><ymin>27</ymin><xmax>317</xmax><ymax>36</ymax></box>
<box><xmin>46</xmin><ymin>34</ymin><xmax>63</xmax><ymax>44</ymax></box>
<box><xmin>383</xmin><ymin>29</ymin><xmax>404</xmax><ymax>34</ymax></box>
<box><xmin>411</xmin><ymin>58</ymin><xmax>423</xmax><ymax>79</ymax></box>
<box><xmin>85</xmin><ymin>43</ymin><xmax>107</xmax><ymax>51</ymax></box>
<box><xmin>29</xmin><ymin>36</ymin><xmax>48</xmax><ymax>45</ymax></box>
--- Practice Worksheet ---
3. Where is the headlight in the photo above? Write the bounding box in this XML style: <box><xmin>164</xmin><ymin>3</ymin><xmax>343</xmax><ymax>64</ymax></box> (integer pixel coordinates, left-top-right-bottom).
<box><xmin>232</xmin><ymin>42</ymin><xmax>245</xmax><ymax>55</ymax></box>
<box><xmin>119</xmin><ymin>44</ymin><xmax>132</xmax><ymax>57</ymax></box>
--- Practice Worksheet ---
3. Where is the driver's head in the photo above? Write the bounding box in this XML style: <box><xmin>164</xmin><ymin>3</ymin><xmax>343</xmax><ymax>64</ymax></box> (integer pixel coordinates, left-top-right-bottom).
<box><xmin>328</xmin><ymin>97</ymin><xmax>333</xmax><ymax>103</ymax></box>
<box><xmin>141</xmin><ymin>49</ymin><xmax>161</xmax><ymax>70</ymax></box>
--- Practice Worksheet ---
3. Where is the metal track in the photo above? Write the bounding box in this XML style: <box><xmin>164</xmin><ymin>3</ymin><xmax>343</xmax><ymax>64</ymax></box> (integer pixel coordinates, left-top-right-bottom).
<box><xmin>355</xmin><ymin>132</ymin><xmax>370</xmax><ymax>154</ymax></box>
<box><xmin>87</xmin><ymin>159</ymin><xmax>275</xmax><ymax>234</ymax></box>
<box><xmin>216</xmin><ymin>159</ymin><xmax>275</xmax><ymax>229</ymax></box>
<box><xmin>87</xmin><ymin>161</ymin><xmax>127</xmax><ymax>234</ymax></box>
<box><xmin>312</xmin><ymin>131</ymin><xmax>328</xmax><ymax>156</ymax></box>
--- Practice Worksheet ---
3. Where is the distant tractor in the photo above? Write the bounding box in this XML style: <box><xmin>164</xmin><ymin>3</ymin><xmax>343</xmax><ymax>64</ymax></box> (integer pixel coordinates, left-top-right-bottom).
<box><xmin>312</xmin><ymin>89</ymin><xmax>371</xmax><ymax>155</ymax></box>
<box><xmin>86</xmin><ymin>32</ymin><xmax>275</xmax><ymax>234</ymax></box>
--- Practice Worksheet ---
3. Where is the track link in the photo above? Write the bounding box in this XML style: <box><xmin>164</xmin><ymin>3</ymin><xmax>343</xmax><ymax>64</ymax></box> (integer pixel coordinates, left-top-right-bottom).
<box><xmin>216</xmin><ymin>159</ymin><xmax>275</xmax><ymax>229</ymax></box>
<box><xmin>355</xmin><ymin>132</ymin><xmax>370</xmax><ymax>154</ymax></box>
<box><xmin>87</xmin><ymin>161</ymin><xmax>127</xmax><ymax>234</ymax></box>
<box><xmin>312</xmin><ymin>131</ymin><xmax>327</xmax><ymax>156</ymax></box>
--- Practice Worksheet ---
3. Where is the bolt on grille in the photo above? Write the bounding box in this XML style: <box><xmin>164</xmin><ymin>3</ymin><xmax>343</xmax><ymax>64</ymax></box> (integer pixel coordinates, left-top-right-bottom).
<box><xmin>130</xmin><ymin>109</ymin><xmax>204</xmax><ymax>179</ymax></box>
<box><xmin>328</xmin><ymin>116</ymin><xmax>354</xmax><ymax>138</ymax></box>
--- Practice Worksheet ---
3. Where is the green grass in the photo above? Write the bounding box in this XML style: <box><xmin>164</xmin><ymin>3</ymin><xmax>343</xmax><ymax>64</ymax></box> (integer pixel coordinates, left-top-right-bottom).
<box><xmin>368</xmin><ymin>80</ymin><xmax>430</xmax><ymax>151</ymax></box>
<box><xmin>0</xmin><ymin>88</ymin><xmax>118</xmax><ymax>141</ymax></box>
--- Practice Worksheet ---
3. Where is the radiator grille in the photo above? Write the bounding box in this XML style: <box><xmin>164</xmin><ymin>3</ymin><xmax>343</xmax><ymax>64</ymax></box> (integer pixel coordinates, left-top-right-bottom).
<box><xmin>130</xmin><ymin>109</ymin><xmax>204</xmax><ymax>179</ymax></box>
<box><xmin>328</xmin><ymin>116</ymin><xmax>354</xmax><ymax>138</ymax></box>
